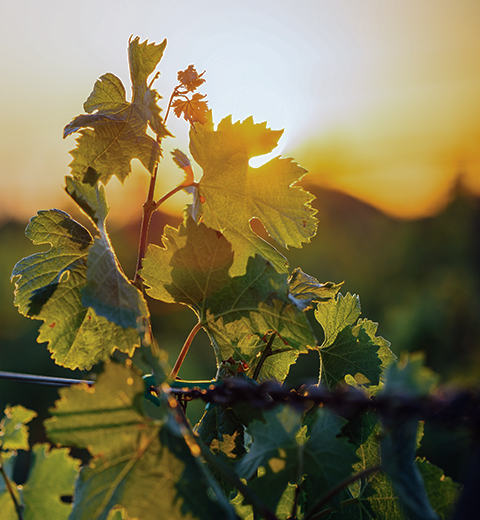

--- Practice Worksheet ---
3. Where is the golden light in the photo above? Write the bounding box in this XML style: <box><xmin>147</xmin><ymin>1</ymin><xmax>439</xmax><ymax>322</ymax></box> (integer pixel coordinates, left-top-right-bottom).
<box><xmin>1</xmin><ymin>1</ymin><xmax>479</xmax><ymax>224</ymax></box>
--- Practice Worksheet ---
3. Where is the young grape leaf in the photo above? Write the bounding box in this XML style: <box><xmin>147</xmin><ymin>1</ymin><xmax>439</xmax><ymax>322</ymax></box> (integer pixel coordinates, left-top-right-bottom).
<box><xmin>189</xmin><ymin>115</ymin><xmax>317</xmax><ymax>276</ymax></box>
<box><xmin>0</xmin><ymin>405</ymin><xmax>37</xmax><ymax>451</ymax></box>
<box><xmin>44</xmin><ymin>362</ymin><xmax>237</xmax><ymax>520</ymax></box>
<box><xmin>11</xmin><ymin>209</ymin><xmax>141</xmax><ymax>369</ymax></box>
<box><xmin>177</xmin><ymin>65</ymin><xmax>206</xmax><ymax>92</ymax></box>
<box><xmin>142</xmin><ymin>218</ymin><xmax>316</xmax><ymax>381</ymax></box>
<box><xmin>64</xmin><ymin>37</ymin><xmax>170</xmax><ymax>185</ymax></box>
<box><xmin>315</xmin><ymin>294</ymin><xmax>390</xmax><ymax>389</ymax></box>
<box><xmin>172</xmin><ymin>92</ymin><xmax>209</xmax><ymax>125</ymax></box>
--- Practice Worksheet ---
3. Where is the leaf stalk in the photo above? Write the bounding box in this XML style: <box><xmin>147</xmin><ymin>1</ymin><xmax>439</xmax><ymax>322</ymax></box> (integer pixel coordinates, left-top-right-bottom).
<box><xmin>169</xmin><ymin>320</ymin><xmax>203</xmax><ymax>380</ymax></box>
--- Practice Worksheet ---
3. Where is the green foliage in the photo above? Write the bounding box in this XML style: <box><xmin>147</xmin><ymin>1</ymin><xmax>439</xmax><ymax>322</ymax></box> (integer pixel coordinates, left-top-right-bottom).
<box><xmin>189</xmin><ymin>115</ymin><xmax>317</xmax><ymax>276</ymax></box>
<box><xmin>0</xmin><ymin>406</ymin><xmax>80</xmax><ymax>520</ymax></box>
<box><xmin>63</xmin><ymin>37</ymin><xmax>170</xmax><ymax>185</ymax></box>
<box><xmin>7</xmin><ymin>36</ymin><xmax>462</xmax><ymax>520</ymax></box>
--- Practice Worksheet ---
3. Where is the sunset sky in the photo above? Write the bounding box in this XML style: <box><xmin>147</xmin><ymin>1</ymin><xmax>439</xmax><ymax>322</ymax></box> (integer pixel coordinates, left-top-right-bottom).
<box><xmin>1</xmin><ymin>0</ymin><xmax>479</xmax><ymax>224</ymax></box>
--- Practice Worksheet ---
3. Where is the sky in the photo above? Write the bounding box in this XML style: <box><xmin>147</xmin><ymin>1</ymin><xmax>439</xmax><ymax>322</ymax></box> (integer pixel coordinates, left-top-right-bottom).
<box><xmin>1</xmin><ymin>0</ymin><xmax>480</xmax><ymax>224</ymax></box>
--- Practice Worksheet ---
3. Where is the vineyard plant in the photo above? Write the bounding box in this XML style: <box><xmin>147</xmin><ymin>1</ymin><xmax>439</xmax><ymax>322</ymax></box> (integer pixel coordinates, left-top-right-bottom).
<box><xmin>2</xmin><ymin>37</ymin><xmax>470</xmax><ymax>519</ymax></box>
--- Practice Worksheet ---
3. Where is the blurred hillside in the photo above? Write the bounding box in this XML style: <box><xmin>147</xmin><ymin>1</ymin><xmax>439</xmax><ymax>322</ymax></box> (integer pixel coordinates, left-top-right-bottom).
<box><xmin>1</xmin><ymin>185</ymin><xmax>479</xmax><ymax>481</ymax></box>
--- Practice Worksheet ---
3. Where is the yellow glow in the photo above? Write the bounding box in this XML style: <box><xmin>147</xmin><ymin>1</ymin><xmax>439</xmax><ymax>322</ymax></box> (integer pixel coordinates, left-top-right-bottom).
<box><xmin>1</xmin><ymin>1</ymin><xmax>480</xmax><ymax>222</ymax></box>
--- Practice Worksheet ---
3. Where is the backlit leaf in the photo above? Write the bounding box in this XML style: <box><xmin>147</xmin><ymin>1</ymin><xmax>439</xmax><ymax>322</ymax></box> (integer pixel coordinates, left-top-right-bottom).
<box><xmin>64</xmin><ymin>37</ymin><xmax>170</xmax><ymax>185</ymax></box>
<box><xmin>189</xmin><ymin>115</ymin><xmax>317</xmax><ymax>276</ymax></box>
<box><xmin>0</xmin><ymin>405</ymin><xmax>37</xmax><ymax>451</ymax></box>
<box><xmin>288</xmin><ymin>268</ymin><xmax>343</xmax><ymax>311</ymax></box>
<box><xmin>315</xmin><ymin>293</ymin><xmax>390</xmax><ymax>389</ymax></box>
<box><xmin>11</xmin><ymin>209</ymin><xmax>141</xmax><ymax>369</ymax></box>
<box><xmin>172</xmin><ymin>93</ymin><xmax>209</xmax><ymax>125</ymax></box>
<box><xmin>142</xmin><ymin>218</ymin><xmax>316</xmax><ymax>382</ymax></box>
<box><xmin>45</xmin><ymin>362</ymin><xmax>237</xmax><ymax>520</ymax></box>
<box><xmin>21</xmin><ymin>444</ymin><xmax>80</xmax><ymax>520</ymax></box>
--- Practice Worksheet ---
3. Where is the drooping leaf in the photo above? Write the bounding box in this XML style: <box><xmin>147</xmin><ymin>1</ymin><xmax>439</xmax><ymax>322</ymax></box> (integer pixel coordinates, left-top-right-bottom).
<box><xmin>11</xmin><ymin>209</ymin><xmax>141</xmax><ymax>369</ymax></box>
<box><xmin>0</xmin><ymin>405</ymin><xmax>37</xmax><ymax>451</ymax></box>
<box><xmin>288</xmin><ymin>268</ymin><xmax>343</xmax><ymax>311</ymax></box>
<box><xmin>142</xmin><ymin>218</ymin><xmax>316</xmax><ymax>382</ymax></box>
<box><xmin>171</xmin><ymin>149</ymin><xmax>195</xmax><ymax>186</ymax></box>
<box><xmin>64</xmin><ymin>37</ymin><xmax>170</xmax><ymax>185</ymax></box>
<box><xmin>64</xmin><ymin>177</ymin><xmax>150</xmax><ymax>330</ymax></box>
<box><xmin>44</xmin><ymin>362</ymin><xmax>237</xmax><ymax>520</ymax></box>
<box><xmin>189</xmin><ymin>115</ymin><xmax>317</xmax><ymax>276</ymax></box>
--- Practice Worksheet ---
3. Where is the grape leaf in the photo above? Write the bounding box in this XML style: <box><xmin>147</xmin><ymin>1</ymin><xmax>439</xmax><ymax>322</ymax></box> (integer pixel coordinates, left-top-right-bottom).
<box><xmin>288</xmin><ymin>267</ymin><xmax>343</xmax><ymax>311</ymax></box>
<box><xmin>65</xmin><ymin>176</ymin><xmax>149</xmax><ymax>330</ymax></box>
<box><xmin>195</xmin><ymin>404</ymin><xmax>248</xmax><ymax>497</ymax></box>
<box><xmin>315</xmin><ymin>293</ymin><xmax>361</xmax><ymax>348</ymax></box>
<box><xmin>0</xmin><ymin>405</ymin><xmax>37</xmax><ymax>451</ymax></box>
<box><xmin>417</xmin><ymin>459</ymin><xmax>460</xmax><ymax>519</ymax></box>
<box><xmin>141</xmin><ymin>218</ymin><xmax>316</xmax><ymax>381</ymax></box>
<box><xmin>0</xmin><ymin>445</ymin><xmax>80</xmax><ymax>520</ymax></box>
<box><xmin>189</xmin><ymin>115</ymin><xmax>317</xmax><ymax>276</ymax></box>
<box><xmin>315</xmin><ymin>294</ymin><xmax>389</xmax><ymax>389</ymax></box>
<box><xmin>172</xmin><ymin>93</ymin><xmax>209</xmax><ymax>125</ymax></box>
<box><xmin>22</xmin><ymin>444</ymin><xmax>80</xmax><ymax>520</ymax></box>
<box><xmin>177</xmin><ymin>65</ymin><xmax>206</xmax><ymax>92</ymax></box>
<box><xmin>236</xmin><ymin>406</ymin><xmax>357</xmax><ymax>515</ymax></box>
<box><xmin>11</xmin><ymin>209</ymin><xmax>141</xmax><ymax>369</ymax></box>
<box><xmin>44</xmin><ymin>362</ymin><xmax>237</xmax><ymax>520</ymax></box>
<box><xmin>378</xmin><ymin>353</ymin><xmax>441</xmax><ymax>520</ymax></box>
<box><xmin>64</xmin><ymin>37</ymin><xmax>170</xmax><ymax>185</ymax></box>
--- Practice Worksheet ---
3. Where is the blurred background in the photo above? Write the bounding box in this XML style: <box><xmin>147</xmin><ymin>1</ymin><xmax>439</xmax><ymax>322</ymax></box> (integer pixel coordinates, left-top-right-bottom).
<box><xmin>1</xmin><ymin>0</ymin><xmax>479</xmax><ymax>485</ymax></box>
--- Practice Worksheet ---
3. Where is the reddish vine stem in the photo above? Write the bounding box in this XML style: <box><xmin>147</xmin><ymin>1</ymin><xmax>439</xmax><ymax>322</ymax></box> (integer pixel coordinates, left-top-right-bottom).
<box><xmin>134</xmin><ymin>164</ymin><xmax>159</xmax><ymax>287</ymax></box>
<box><xmin>133</xmin><ymin>166</ymin><xmax>195</xmax><ymax>287</ymax></box>
<box><xmin>169</xmin><ymin>320</ymin><xmax>203</xmax><ymax>380</ymax></box>
<box><xmin>164</xmin><ymin>86</ymin><xmax>182</xmax><ymax>123</ymax></box>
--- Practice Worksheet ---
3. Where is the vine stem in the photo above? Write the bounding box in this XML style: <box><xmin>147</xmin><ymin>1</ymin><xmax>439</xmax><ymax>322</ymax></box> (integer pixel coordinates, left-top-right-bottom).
<box><xmin>303</xmin><ymin>465</ymin><xmax>382</xmax><ymax>520</ymax></box>
<box><xmin>0</xmin><ymin>456</ymin><xmax>24</xmax><ymax>520</ymax></box>
<box><xmin>133</xmin><ymin>165</ymin><xmax>194</xmax><ymax>287</ymax></box>
<box><xmin>134</xmin><ymin>164</ymin><xmax>159</xmax><ymax>287</ymax></box>
<box><xmin>169</xmin><ymin>321</ymin><xmax>203</xmax><ymax>380</ymax></box>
